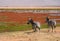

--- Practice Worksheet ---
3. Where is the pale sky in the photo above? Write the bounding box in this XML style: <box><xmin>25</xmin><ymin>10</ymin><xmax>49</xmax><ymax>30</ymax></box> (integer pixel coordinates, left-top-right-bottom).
<box><xmin>0</xmin><ymin>0</ymin><xmax>60</xmax><ymax>7</ymax></box>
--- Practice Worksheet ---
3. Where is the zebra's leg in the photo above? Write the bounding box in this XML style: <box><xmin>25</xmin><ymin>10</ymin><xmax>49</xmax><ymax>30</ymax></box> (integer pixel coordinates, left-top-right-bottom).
<box><xmin>32</xmin><ymin>26</ymin><xmax>35</xmax><ymax>32</ymax></box>
<box><xmin>48</xmin><ymin>25</ymin><xmax>50</xmax><ymax>32</ymax></box>
<box><xmin>51</xmin><ymin>26</ymin><xmax>54</xmax><ymax>32</ymax></box>
<box><xmin>34</xmin><ymin>27</ymin><xmax>37</xmax><ymax>32</ymax></box>
<box><xmin>33</xmin><ymin>26</ymin><xmax>37</xmax><ymax>32</ymax></box>
<box><xmin>54</xmin><ymin>25</ymin><xmax>56</xmax><ymax>32</ymax></box>
<box><xmin>38</xmin><ymin>27</ymin><xmax>40</xmax><ymax>32</ymax></box>
<box><xmin>37</xmin><ymin>27</ymin><xmax>40</xmax><ymax>32</ymax></box>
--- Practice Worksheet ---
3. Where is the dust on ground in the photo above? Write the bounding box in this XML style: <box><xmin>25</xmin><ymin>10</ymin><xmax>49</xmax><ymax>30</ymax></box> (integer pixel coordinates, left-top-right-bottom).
<box><xmin>0</xmin><ymin>27</ymin><xmax>60</xmax><ymax>41</ymax></box>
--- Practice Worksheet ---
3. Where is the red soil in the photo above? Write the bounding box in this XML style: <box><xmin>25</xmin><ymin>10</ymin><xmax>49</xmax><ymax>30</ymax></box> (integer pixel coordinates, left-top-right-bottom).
<box><xmin>0</xmin><ymin>12</ymin><xmax>60</xmax><ymax>24</ymax></box>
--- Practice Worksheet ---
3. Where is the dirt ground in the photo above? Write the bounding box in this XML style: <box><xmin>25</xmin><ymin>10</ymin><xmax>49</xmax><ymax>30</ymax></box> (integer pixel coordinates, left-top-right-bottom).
<box><xmin>0</xmin><ymin>27</ymin><xmax>60</xmax><ymax>41</ymax></box>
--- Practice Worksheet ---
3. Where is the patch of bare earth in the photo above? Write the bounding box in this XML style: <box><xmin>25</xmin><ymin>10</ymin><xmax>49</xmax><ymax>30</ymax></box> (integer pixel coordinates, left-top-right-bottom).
<box><xmin>0</xmin><ymin>27</ymin><xmax>60</xmax><ymax>41</ymax></box>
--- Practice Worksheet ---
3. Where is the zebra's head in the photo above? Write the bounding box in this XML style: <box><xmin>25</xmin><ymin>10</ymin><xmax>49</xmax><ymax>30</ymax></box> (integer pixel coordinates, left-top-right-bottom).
<box><xmin>27</xmin><ymin>18</ymin><xmax>34</xmax><ymax>24</ymax></box>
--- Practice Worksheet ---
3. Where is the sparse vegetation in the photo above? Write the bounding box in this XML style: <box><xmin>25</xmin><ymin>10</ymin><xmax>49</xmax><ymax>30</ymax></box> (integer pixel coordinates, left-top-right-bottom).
<box><xmin>0</xmin><ymin>22</ymin><xmax>60</xmax><ymax>32</ymax></box>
